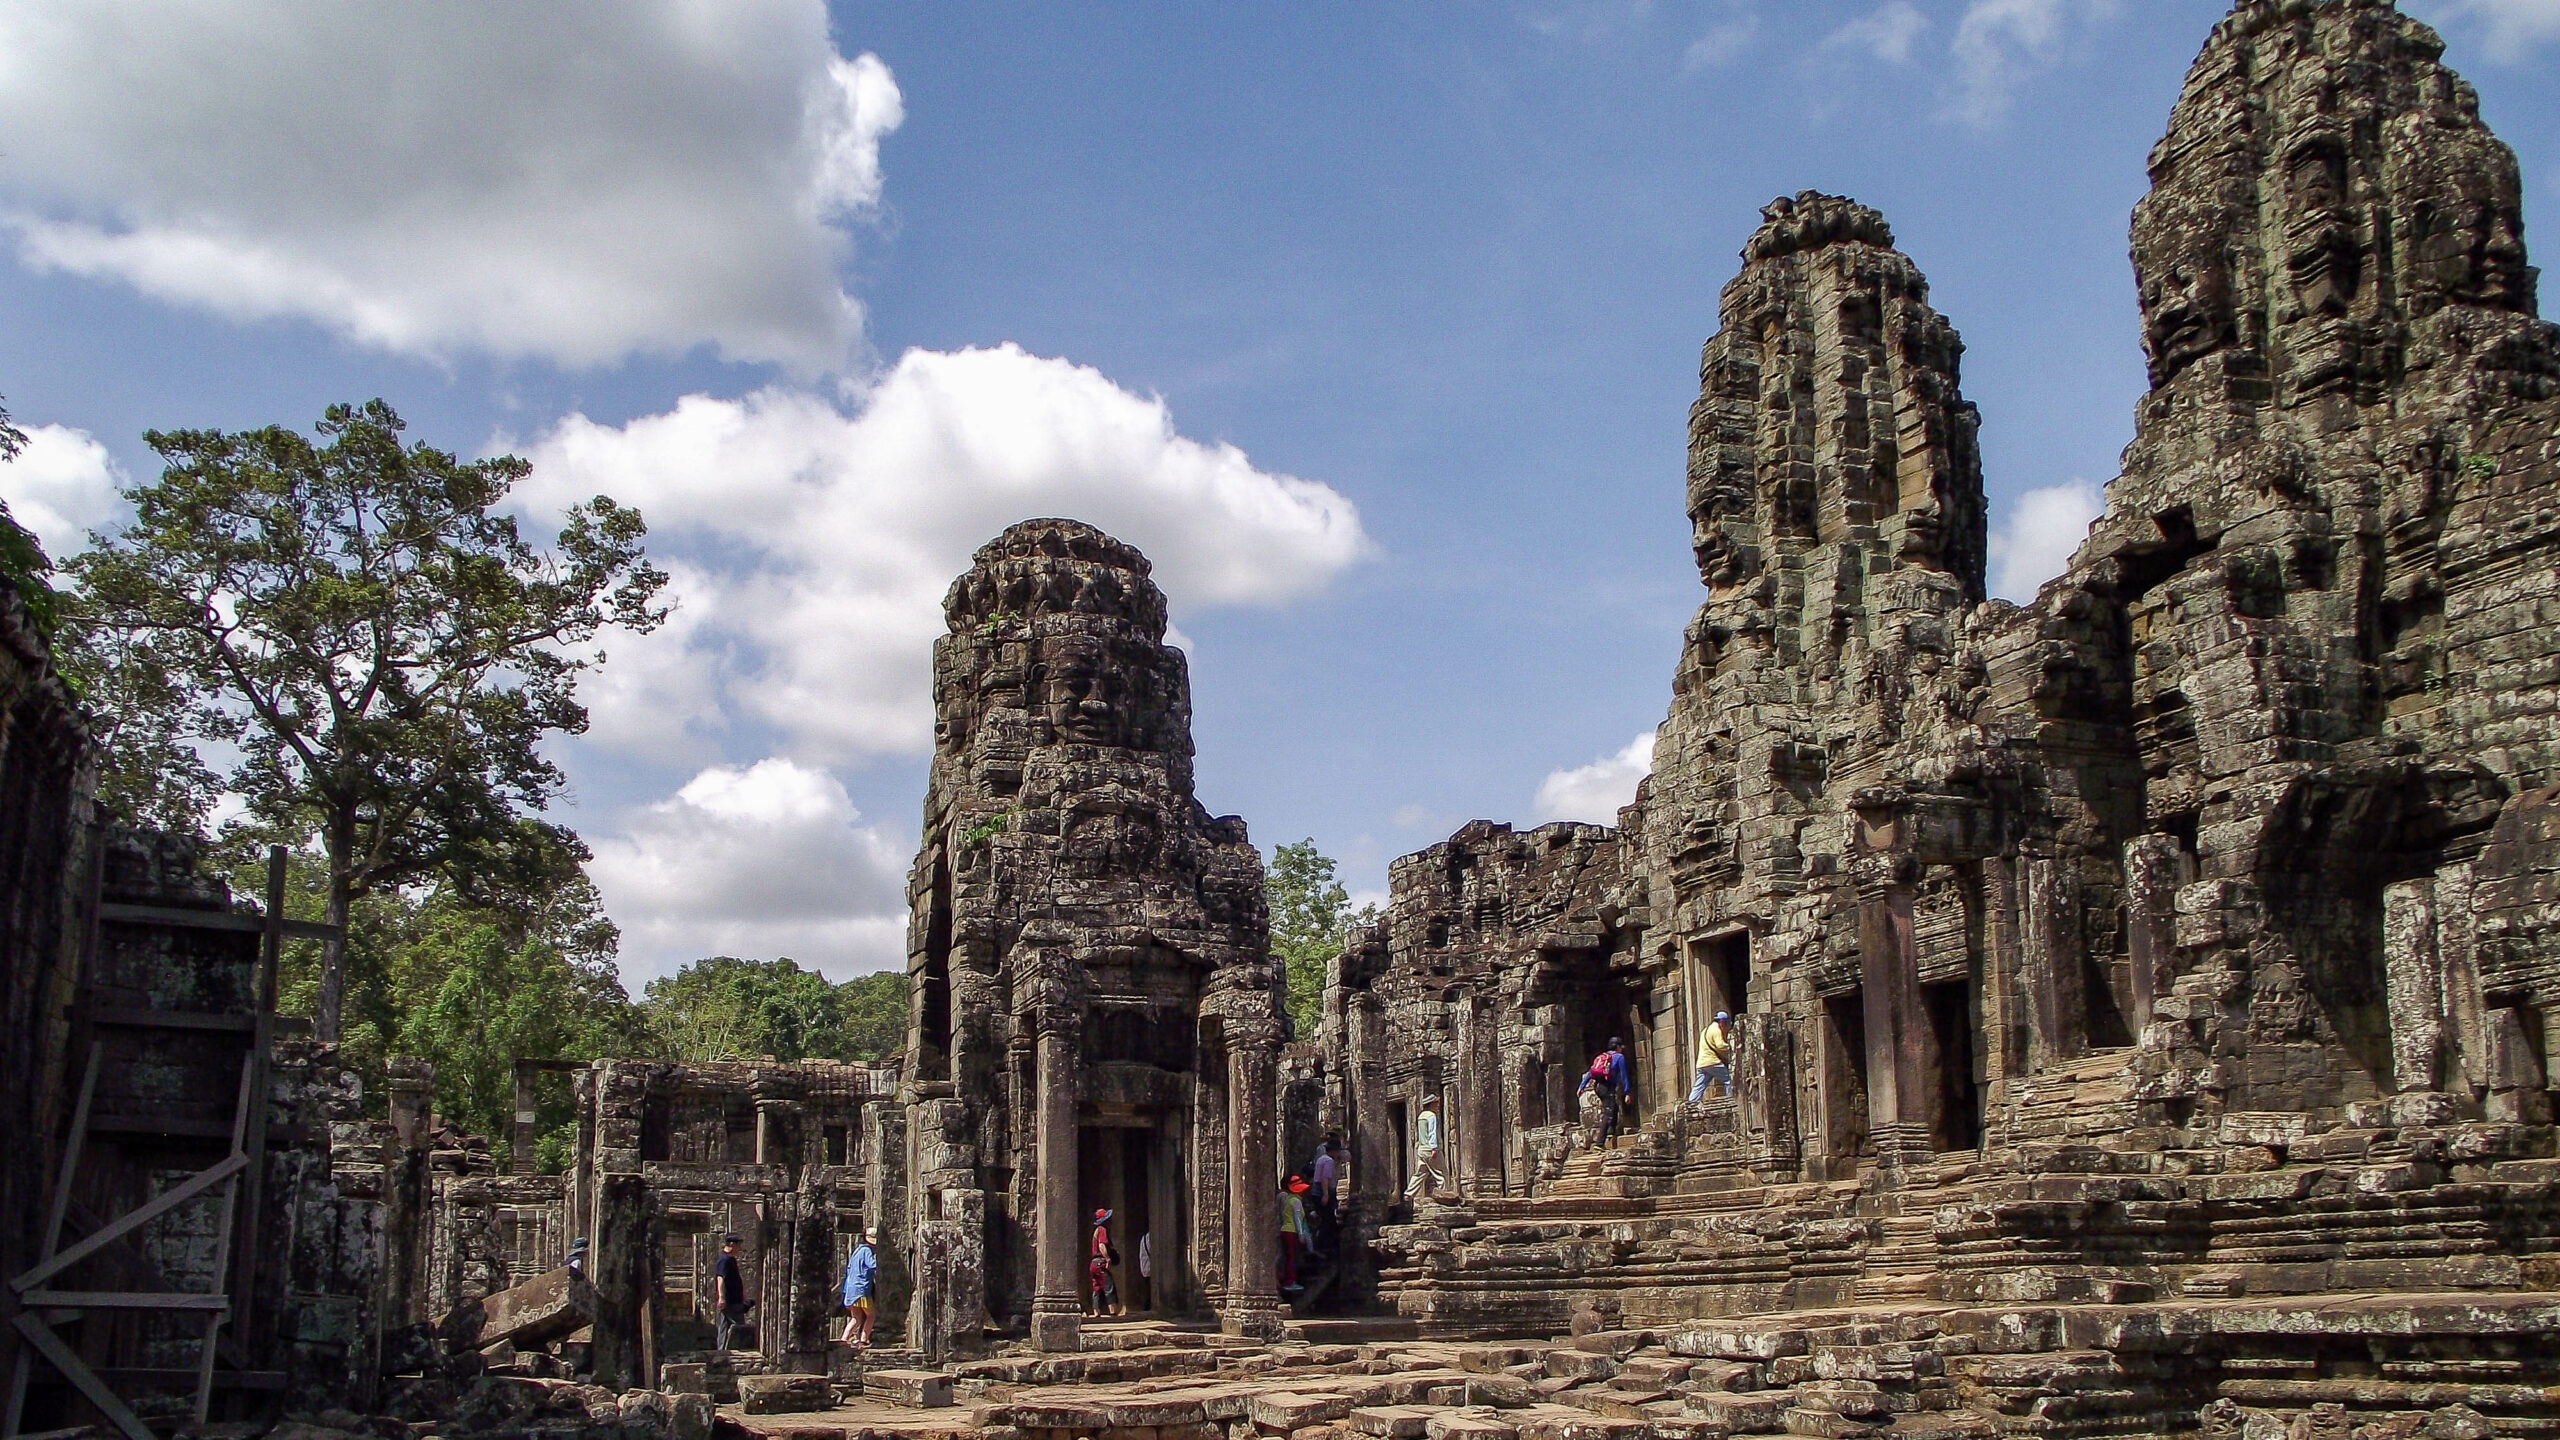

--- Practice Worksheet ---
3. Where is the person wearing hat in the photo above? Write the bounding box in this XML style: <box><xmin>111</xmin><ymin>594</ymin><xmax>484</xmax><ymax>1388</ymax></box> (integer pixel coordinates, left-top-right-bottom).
<box><xmin>1087</xmin><ymin>1208</ymin><xmax>1122</xmax><ymax>1317</ymax></box>
<box><xmin>564</xmin><ymin>1236</ymin><xmax>588</xmax><ymax>1281</ymax></box>
<box><xmin>1691</xmin><ymin>1011</ymin><xmax>1735</xmax><ymax>1102</ymax></box>
<box><xmin>713</xmin><ymin>1233</ymin><xmax>749</xmax><ymax>1353</ymax></box>
<box><xmin>1403</xmin><ymin>1094</ymin><xmax>1445</xmax><ymax>1202</ymax></box>
<box><xmin>1279</xmin><ymin>1176</ymin><xmax>1313</xmax><ymax>1291</ymax></box>
<box><xmin>840</xmin><ymin>1227</ymin><xmax>879</xmax><ymax>1349</ymax></box>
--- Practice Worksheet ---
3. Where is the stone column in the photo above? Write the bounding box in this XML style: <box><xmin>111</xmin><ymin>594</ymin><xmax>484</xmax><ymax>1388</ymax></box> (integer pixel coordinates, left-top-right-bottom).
<box><xmin>1222</xmin><ymin>1031</ymin><xmax>1285</xmax><ymax>1339</ymax></box>
<box><xmin>1347</xmin><ymin>996</ymin><xmax>1392</xmax><ymax>1208</ymax></box>
<box><xmin>1460</xmin><ymin>999</ymin><xmax>1505</xmax><ymax>1196</ymax></box>
<box><xmin>2122</xmin><ymin>835</ymin><xmax>2187</xmax><ymax>1040</ymax></box>
<box><xmin>1856</xmin><ymin>882</ymin><xmax>1929</xmax><ymax>1167</ymax></box>
<box><xmin>2383</xmin><ymin>878</ymin><xmax>2446</xmax><ymax>1094</ymax></box>
<box><xmin>1030</xmin><ymin>1016</ymin><xmax>1083</xmax><ymax>1352</ymax></box>
<box><xmin>512</xmin><ymin>1059</ymin><xmax>541</xmax><ymax>1176</ymax></box>
<box><xmin>2021</xmin><ymin>855</ymin><xmax>2087</xmax><ymax>1069</ymax></box>
<box><xmin>2436</xmin><ymin>862</ymin><xmax>2489</xmax><ymax>1096</ymax></box>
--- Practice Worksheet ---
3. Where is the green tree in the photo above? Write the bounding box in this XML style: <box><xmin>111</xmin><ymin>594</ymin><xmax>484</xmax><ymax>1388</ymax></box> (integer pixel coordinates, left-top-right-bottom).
<box><xmin>1267</xmin><ymin>839</ymin><xmax>1378</xmax><ymax>1042</ymax></box>
<box><xmin>54</xmin><ymin>617</ymin><xmax>225</xmax><ymax>835</ymax></box>
<box><xmin>68</xmin><ymin>400</ymin><xmax>667</xmax><ymax>1042</ymax></box>
<box><xmin>0</xmin><ymin>394</ymin><xmax>61</xmax><ymax>639</ymax></box>
<box><xmin>641</xmin><ymin>956</ymin><xmax>910</xmax><ymax>1063</ymax></box>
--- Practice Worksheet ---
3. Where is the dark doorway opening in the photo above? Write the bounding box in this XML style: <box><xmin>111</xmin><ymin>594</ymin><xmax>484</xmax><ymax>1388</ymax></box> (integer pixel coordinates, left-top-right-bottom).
<box><xmin>1821</xmin><ymin>992</ymin><xmax>1871</xmax><ymax>1167</ymax></box>
<box><xmin>1387</xmin><ymin>1100</ymin><xmax>1410</xmax><ymax>1201</ymax></box>
<box><xmin>1077</xmin><ymin>1125</ymin><xmax>1156</xmax><ymax>1314</ymax></box>
<box><xmin>918</xmin><ymin>855</ymin><xmax>953</xmax><ymax>1082</ymax></box>
<box><xmin>1699</xmin><ymin>932</ymin><xmax>1751</xmax><ymax>1020</ymax></box>
<box><xmin>1921</xmin><ymin>979</ymin><xmax>1981</xmax><ymax>1152</ymax></box>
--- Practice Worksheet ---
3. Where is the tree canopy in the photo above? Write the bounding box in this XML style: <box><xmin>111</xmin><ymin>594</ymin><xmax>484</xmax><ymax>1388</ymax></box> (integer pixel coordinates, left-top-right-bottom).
<box><xmin>68</xmin><ymin>400</ymin><xmax>668</xmax><ymax>1041</ymax></box>
<box><xmin>0</xmin><ymin>395</ymin><xmax>60</xmax><ymax>639</ymax></box>
<box><xmin>1267</xmin><ymin>839</ymin><xmax>1378</xmax><ymax>1042</ymax></box>
<box><xmin>640</xmin><ymin>956</ymin><xmax>910</xmax><ymax>1064</ymax></box>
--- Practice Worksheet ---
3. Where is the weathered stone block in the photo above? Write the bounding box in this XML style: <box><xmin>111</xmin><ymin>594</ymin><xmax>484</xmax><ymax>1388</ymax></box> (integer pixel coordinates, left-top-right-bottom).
<box><xmin>738</xmin><ymin>1373</ymin><xmax>834</xmax><ymax>1414</ymax></box>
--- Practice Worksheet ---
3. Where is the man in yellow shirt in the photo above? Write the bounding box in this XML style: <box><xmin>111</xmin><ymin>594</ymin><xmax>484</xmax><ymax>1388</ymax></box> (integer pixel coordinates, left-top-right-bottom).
<box><xmin>1689</xmin><ymin>1011</ymin><xmax>1733</xmax><ymax>1102</ymax></box>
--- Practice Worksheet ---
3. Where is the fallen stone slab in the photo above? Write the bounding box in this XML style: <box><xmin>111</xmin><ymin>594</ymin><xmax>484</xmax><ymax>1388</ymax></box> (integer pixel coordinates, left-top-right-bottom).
<box><xmin>1687</xmin><ymin>1393</ymin><xmax>1789</xmax><ymax>1433</ymax></box>
<box><xmin>1252</xmin><ymin>1390</ymin><xmax>1355</xmax><ymax>1431</ymax></box>
<box><xmin>1351</xmin><ymin>1405</ymin><xmax>1443</xmax><ymax>1438</ymax></box>
<box><xmin>737</xmin><ymin>1373</ymin><xmax>834</xmax><ymax>1414</ymax></box>
<box><xmin>1514</xmin><ymin>1411</ymin><xmax>1649</xmax><ymax>1440</ymax></box>
<box><xmin>1544</xmin><ymin>1351</ymin><xmax>1617</xmax><ymax>1382</ymax></box>
<box><xmin>1426</xmin><ymin>1412</ymin><xmax>1520</xmax><ymax>1440</ymax></box>
<box><xmin>1466</xmin><ymin>1375</ymin><xmax>1535</xmax><ymax>1409</ymax></box>
<box><xmin>862</xmin><ymin>1369</ymin><xmax>954</xmax><ymax>1408</ymax></box>
<box><xmin>472</xmin><ymin>1266</ymin><xmax>597</xmax><ymax>1350</ymax></box>
<box><xmin>660</xmin><ymin>1361</ymin><xmax>709</xmax><ymax>1394</ymax></box>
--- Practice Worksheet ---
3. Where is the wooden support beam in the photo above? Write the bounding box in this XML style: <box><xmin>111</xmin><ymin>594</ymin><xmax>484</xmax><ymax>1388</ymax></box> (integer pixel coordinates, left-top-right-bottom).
<box><xmin>9</xmin><ymin>1154</ymin><xmax>248</xmax><ymax>1295</ymax></box>
<box><xmin>19</xmin><ymin>1293</ymin><xmax>231</xmax><ymax>1312</ymax></box>
<box><xmin>8</xmin><ymin>1316</ymin><xmax>155</xmax><ymax>1440</ymax></box>
<box><xmin>95</xmin><ymin>903</ymin><xmax>334</xmax><ymax>942</ymax></box>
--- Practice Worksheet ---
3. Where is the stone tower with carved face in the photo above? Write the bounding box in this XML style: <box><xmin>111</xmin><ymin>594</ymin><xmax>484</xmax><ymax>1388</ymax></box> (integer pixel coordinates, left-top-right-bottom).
<box><xmin>900</xmin><ymin>519</ymin><xmax>1283</xmax><ymax>1354</ymax></box>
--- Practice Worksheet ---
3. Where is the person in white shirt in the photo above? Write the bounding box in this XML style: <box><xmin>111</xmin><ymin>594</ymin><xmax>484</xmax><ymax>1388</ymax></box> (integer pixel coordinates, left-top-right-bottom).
<box><xmin>1404</xmin><ymin>1094</ymin><xmax>1445</xmax><ymax>1200</ymax></box>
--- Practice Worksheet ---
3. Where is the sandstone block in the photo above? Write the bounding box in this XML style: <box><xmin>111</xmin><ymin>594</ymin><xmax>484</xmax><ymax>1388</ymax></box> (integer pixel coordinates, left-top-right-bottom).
<box><xmin>738</xmin><ymin>1373</ymin><xmax>834</xmax><ymax>1414</ymax></box>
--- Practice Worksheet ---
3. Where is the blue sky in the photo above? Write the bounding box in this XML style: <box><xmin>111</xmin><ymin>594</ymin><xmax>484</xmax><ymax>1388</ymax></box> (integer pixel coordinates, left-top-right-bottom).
<box><xmin>4</xmin><ymin>0</ymin><xmax>2554</xmax><ymax>986</ymax></box>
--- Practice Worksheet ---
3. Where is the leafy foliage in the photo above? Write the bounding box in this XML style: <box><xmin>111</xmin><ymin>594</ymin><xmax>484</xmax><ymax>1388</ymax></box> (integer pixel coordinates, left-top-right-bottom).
<box><xmin>1266</xmin><ymin>839</ymin><xmax>1378</xmax><ymax>1042</ymax></box>
<box><xmin>640</xmin><ymin>956</ymin><xmax>910</xmax><ymax>1063</ymax></box>
<box><xmin>67</xmin><ymin>399</ymin><xmax>668</xmax><ymax>1040</ymax></box>
<box><xmin>0</xmin><ymin>395</ymin><xmax>62</xmax><ymax>640</ymax></box>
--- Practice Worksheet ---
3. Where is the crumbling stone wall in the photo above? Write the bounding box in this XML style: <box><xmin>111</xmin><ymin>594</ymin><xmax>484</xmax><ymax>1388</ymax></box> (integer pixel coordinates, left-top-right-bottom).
<box><xmin>0</xmin><ymin>574</ymin><xmax>91</xmax><ymax>1394</ymax></box>
<box><xmin>899</xmin><ymin>519</ymin><xmax>1284</xmax><ymax>1353</ymax></box>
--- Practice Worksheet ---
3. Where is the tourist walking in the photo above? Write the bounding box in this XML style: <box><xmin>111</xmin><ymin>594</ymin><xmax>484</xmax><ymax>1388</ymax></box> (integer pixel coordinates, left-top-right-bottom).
<box><xmin>1280</xmin><ymin>1177</ymin><xmax>1312</xmax><ymax>1291</ymax></box>
<box><xmin>1310</xmin><ymin>1138</ymin><xmax>1341</xmax><ymax>1253</ymax></box>
<box><xmin>1088</xmin><ymin>1208</ymin><xmax>1122</xmax><ymax>1317</ymax></box>
<box><xmin>1404</xmin><ymin>1094</ymin><xmax>1446</xmax><ymax>1201</ymax></box>
<box><xmin>1690</xmin><ymin>1011</ymin><xmax>1733</xmax><ymax>1102</ymax></box>
<box><xmin>1610</xmin><ymin>1036</ymin><xmax>1636</xmax><ymax>1131</ymax></box>
<box><xmin>1578</xmin><ymin>1049</ymin><xmax>1622</xmax><ymax>1144</ymax></box>
<box><xmin>713</xmin><ymin>1233</ymin><xmax>749</xmax><ymax>1353</ymax></box>
<box><xmin>840</xmin><ymin>1227</ymin><xmax>878</xmax><ymax>1350</ymax></box>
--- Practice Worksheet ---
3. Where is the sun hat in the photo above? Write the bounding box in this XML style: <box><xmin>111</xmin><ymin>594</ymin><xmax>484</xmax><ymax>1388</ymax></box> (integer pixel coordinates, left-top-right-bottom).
<box><xmin>1093</xmin><ymin>1208</ymin><xmax>1112</xmax><ymax>1223</ymax></box>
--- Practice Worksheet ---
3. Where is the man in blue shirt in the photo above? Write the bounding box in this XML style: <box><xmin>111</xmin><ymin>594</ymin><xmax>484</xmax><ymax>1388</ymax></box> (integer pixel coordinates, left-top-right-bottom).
<box><xmin>713</xmin><ymin>1234</ymin><xmax>748</xmax><ymax>1354</ymax></box>
<box><xmin>841</xmin><ymin>1228</ymin><xmax>879</xmax><ymax>1350</ymax></box>
<box><xmin>1608</xmin><ymin>1037</ymin><xmax>1635</xmax><ymax>1131</ymax></box>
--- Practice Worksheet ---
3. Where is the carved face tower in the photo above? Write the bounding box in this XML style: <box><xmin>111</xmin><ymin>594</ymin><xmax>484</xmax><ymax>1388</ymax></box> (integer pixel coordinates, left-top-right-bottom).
<box><xmin>900</xmin><ymin>519</ymin><xmax>1283</xmax><ymax>1353</ymax></box>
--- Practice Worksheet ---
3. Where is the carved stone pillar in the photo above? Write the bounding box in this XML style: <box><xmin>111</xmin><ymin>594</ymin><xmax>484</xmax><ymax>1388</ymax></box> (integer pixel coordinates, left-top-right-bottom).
<box><xmin>2021</xmin><ymin>855</ymin><xmax>2087</xmax><ymax>1069</ymax></box>
<box><xmin>1221</xmin><ymin>1033</ymin><xmax>1284</xmax><ymax>1339</ymax></box>
<box><xmin>2122</xmin><ymin>835</ymin><xmax>2188</xmax><ymax>1040</ymax></box>
<box><xmin>1030</xmin><ymin>1015</ymin><xmax>1083</xmax><ymax>1351</ymax></box>
<box><xmin>2383</xmin><ymin>879</ymin><xmax>2446</xmax><ymax>1094</ymax></box>
<box><xmin>1856</xmin><ymin>881</ymin><xmax>1930</xmax><ymax>1169</ymax></box>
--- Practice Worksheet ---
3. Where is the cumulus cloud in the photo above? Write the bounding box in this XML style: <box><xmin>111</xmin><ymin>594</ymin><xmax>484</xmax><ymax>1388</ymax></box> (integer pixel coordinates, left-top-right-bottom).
<box><xmin>1820</xmin><ymin>2</ymin><xmax>1931</xmax><ymax>64</ymax></box>
<box><xmin>521</xmin><ymin>344</ymin><xmax>1370</xmax><ymax>765</ymax></box>
<box><xmin>0</xmin><ymin>423</ymin><xmax>126</xmax><ymax>557</ymax></box>
<box><xmin>587</xmin><ymin>758</ymin><xmax>911</xmax><ymax>984</ymax></box>
<box><xmin>1684</xmin><ymin>14</ymin><xmax>1763</xmax><ymax>71</ymax></box>
<box><xmin>1987</xmin><ymin>479</ymin><xmax>2104</xmax><ymax>602</ymax></box>
<box><xmin>1946</xmin><ymin>0</ymin><xmax>2121</xmax><ymax>126</ymax></box>
<box><xmin>1532</xmin><ymin>733</ymin><xmax>1656</xmax><ymax>826</ymax></box>
<box><xmin>0</xmin><ymin>1</ymin><xmax>900</xmax><ymax>371</ymax></box>
<box><xmin>2419</xmin><ymin>0</ymin><xmax>2560</xmax><ymax>60</ymax></box>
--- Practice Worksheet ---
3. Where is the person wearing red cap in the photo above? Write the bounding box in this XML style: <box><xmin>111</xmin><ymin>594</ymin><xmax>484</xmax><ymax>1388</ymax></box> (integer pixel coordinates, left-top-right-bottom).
<box><xmin>1280</xmin><ymin>1177</ymin><xmax>1313</xmax><ymax>1292</ymax></box>
<box><xmin>1087</xmin><ymin>1208</ymin><xmax>1122</xmax><ymax>1317</ymax></box>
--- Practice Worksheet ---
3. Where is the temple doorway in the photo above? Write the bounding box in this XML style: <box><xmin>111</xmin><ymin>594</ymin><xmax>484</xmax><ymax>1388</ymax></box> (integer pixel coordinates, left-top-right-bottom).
<box><xmin>1921</xmin><ymin>979</ymin><xmax>1982</xmax><ymax>1152</ymax></box>
<box><xmin>1078</xmin><ymin>1123</ymin><xmax>1170</xmax><ymax>1314</ymax></box>
<box><xmin>1820</xmin><ymin>991</ymin><xmax>1871</xmax><ymax>1171</ymax></box>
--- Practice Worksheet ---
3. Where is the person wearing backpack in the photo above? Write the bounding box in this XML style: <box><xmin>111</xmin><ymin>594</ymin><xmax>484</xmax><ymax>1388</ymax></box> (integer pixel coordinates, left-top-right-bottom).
<box><xmin>1088</xmin><ymin>1208</ymin><xmax>1122</xmax><ymax>1318</ymax></box>
<box><xmin>1577</xmin><ymin>1048</ymin><xmax>1621</xmax><ymax>1143</ymax></box>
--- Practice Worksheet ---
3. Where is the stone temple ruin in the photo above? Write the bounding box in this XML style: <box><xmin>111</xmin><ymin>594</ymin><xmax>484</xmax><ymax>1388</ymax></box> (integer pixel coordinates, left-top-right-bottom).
<box><xmin>4</xmin><ymin>1</ymin><xmax>2560</xmax><ymax>1437</ymax></box>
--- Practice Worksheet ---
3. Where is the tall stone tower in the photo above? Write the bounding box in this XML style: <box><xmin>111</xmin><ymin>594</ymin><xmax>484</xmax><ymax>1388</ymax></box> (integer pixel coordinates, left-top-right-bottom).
<box><xmin>1637</xmin><ymin>192</ymin><xmax>2003</xmax><ymax>1172</ymax></box>
<box><xmin>901</xmin><ymin>519</ymin><xmax>1284</xmax><ymax>1354</ymax></box>
<box><xmin>2076</xmin><ymin>0</ymin><xmax>2560</xmax><ymax>1118</ymax></box>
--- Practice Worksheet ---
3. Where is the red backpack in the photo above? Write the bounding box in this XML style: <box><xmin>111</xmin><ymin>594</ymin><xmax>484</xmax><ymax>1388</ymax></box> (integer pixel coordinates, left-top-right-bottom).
<box><xmin>1588</xmin><ymin>1053</ymin><xmax>1614</xmax><ymax>1082</ymax></box>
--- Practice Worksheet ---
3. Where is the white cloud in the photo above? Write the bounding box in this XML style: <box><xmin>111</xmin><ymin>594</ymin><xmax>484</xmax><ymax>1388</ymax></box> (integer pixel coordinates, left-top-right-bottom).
<box><xmin>1821</xmin><ymin>2</ymin><xmax>1930</xmax><ymax>64</ymax></box>
<box><xmin>1946</xmin><ymin>0</ymin><xmax>2121</xmax><ymax>127</ymax></box>
<box><xmin>587</xmin><ymin>758</ymin><xmax>910</xmax><ymax>984</ymax></box>
<box><xmin>1532</xmin><ymin>732</ymin><xmax>1655</xmax><ymax>826</ymax></box>
<box><xmin>1987</xmin><ymin>478</ymin><xmax>2104</xmax><ymax>602</ymax></box>
<box><xmin>521</xmin><ymin>343</ymin><xmax>1370</xmax><ymax>765</ymax></box>
<box><xmin>2419</xmin><ymin>0</ymin><xmax>2560</xmax><ymax>60</ymax></box>
<box><xmin>0</xmin><ymin>2</ymin><xmax>900</xmax><ymax>371</ymax></box>
<box><xmin>0</xmin><ymin>423</ymin><xmax>126</xmax><ymax>558</ymax></box>
<box><xmin>1684</xmin><ymin>14</ymin><xmax>1763</xmax><ymax>72</ymax></box>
